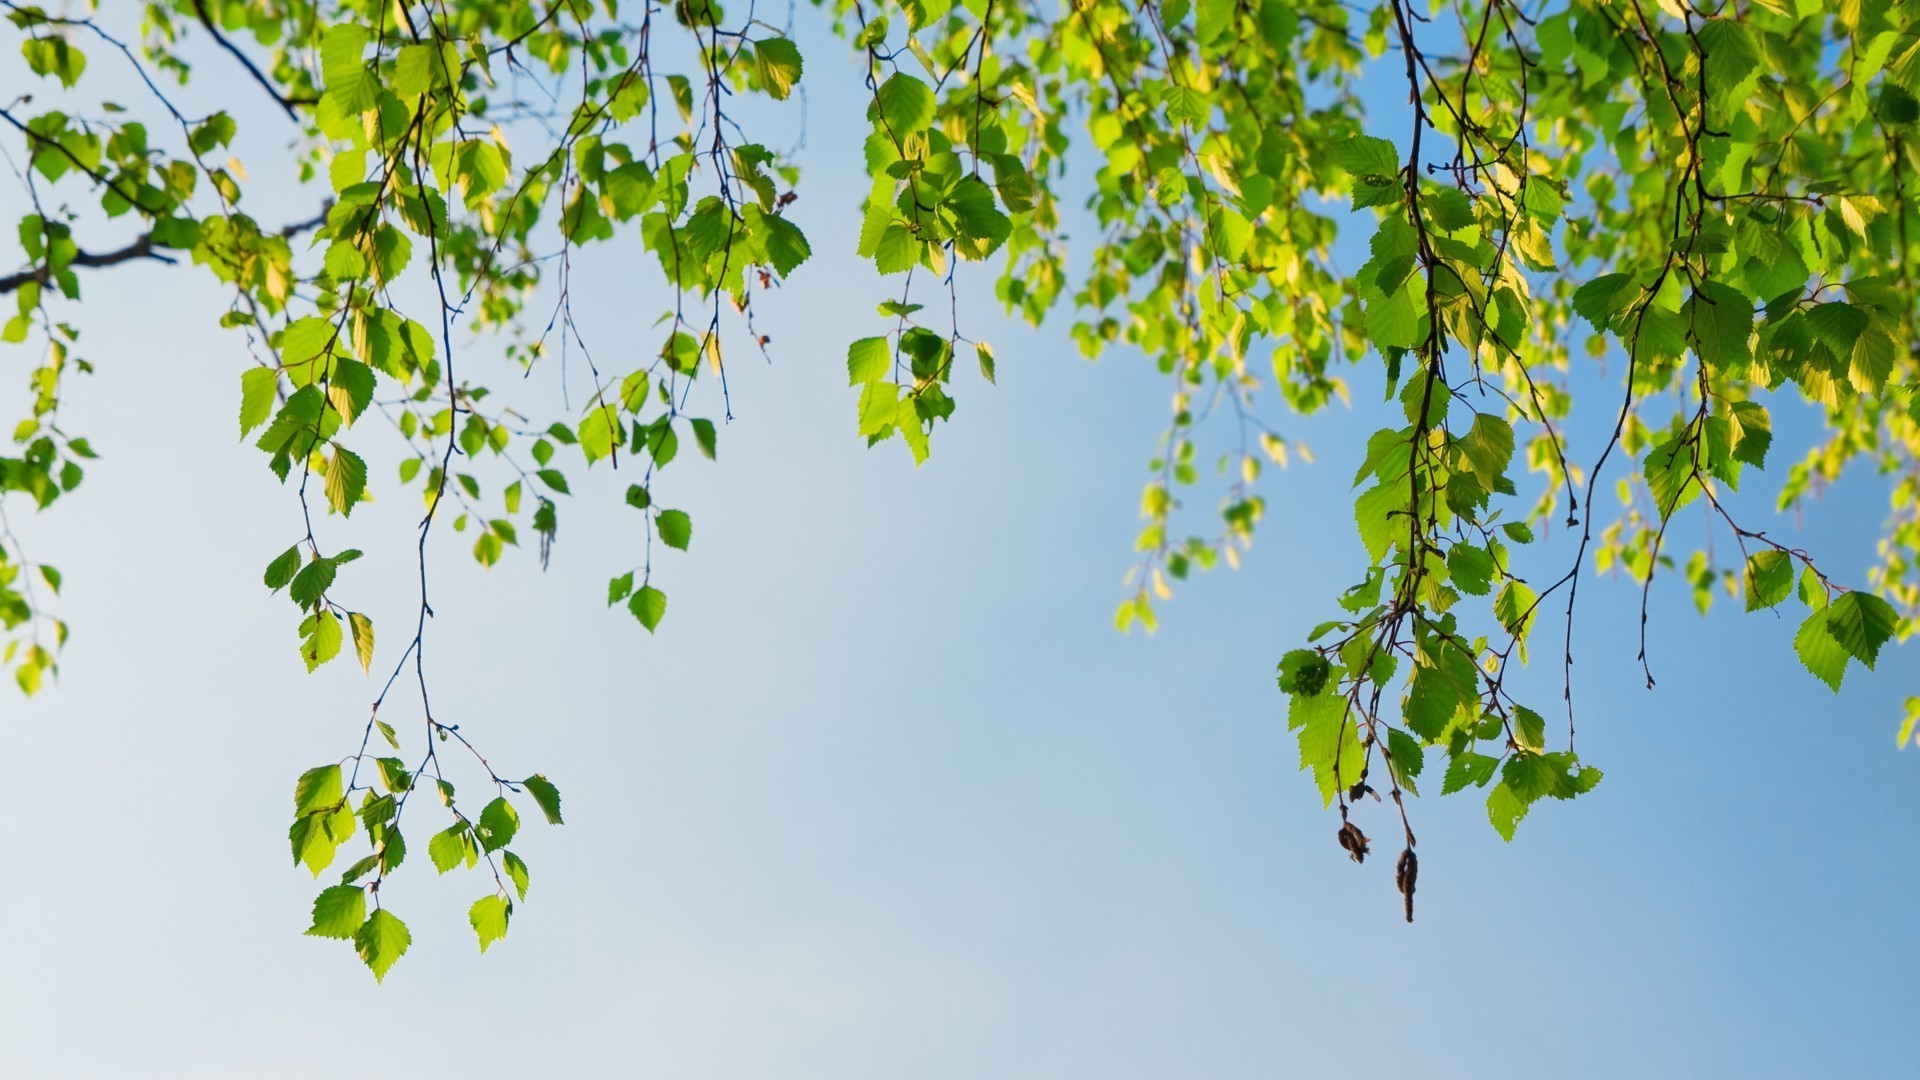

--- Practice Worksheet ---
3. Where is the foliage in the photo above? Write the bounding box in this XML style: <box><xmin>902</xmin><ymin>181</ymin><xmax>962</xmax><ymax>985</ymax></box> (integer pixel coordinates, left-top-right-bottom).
<box><xmin>2</xmin><ymin>0</ymin><xmax>1917</xmax><ymax>967</ymax></box>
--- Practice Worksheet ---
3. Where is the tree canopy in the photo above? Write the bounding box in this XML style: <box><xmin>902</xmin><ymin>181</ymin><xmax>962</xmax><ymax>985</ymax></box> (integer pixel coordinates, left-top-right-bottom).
<box><xmin>3</xmin><ymin>0</ymin><xmax>1917</xmax><ymax>977</ymax></box>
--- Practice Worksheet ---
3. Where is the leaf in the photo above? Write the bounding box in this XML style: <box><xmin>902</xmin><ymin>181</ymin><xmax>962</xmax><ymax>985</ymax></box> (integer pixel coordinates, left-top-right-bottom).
<box><xmin>353</xmin><ymin>908</ymin><xmax>411</xmax><ymax>983</ymax></box>
<box><xmin>629</xmin><ymin>585</ymin><xmax>667</xmax><ymax>632</ymax></box>
<box><xmin>264</xmin><ymin>545</ymin><xmax>302</xmax><ymax>591</ymax></box>
<box><xmin>289</xmin><ymin>556</ymin><xmax>336</xmax><ymax>610</ymax></box>
<box><xmin>300</xmin><ymin>611</ymin><xmax>343</xmax><ymax>672</ymax></box>
<box><xmin>753</xmin><ymin>38</ymin><xmax>803</xmax><ymax>100</ymax></box>
<box><xmin>1571</xmin><ymin>273</ymin><xmax>1636</xmax><ymax>330</ymax></box>
<box><xmin>289</xmin><ymin>813</ymin><xmax>338</xmax><ymax>876</ymax></box>
<box><xmin>690</xmin><ymin>418</ymin><xmax>717</xmax><ymax>460</ymax></box>
<box><xmin>1276</xmin><ymin>649</ymin><xmax>1330</xmax><ymax>695</ymax></box>
<box><xmin>1744</xmin><ymin>551</ymin><xmax>1794</xmax><ymax>611</ymax></box>
<box><xmin>1728</xmin><ymin>401</ymin><xmax>1771</xmax><ymax>467</ymax></box>
<box><xmin>1494</xmin><ymin>580</ymin><xmax>1539</xmax><ymax>641</ymax></box>
<box><xmin>469</xmin><ymin>895</ymin><xmax>511</xmax><ymax>953</ymax></box>
<box><xmin>523</xmin><ymin>774</ymin><xmax>564</xmax><ymax>825</ymax></box>
<box><xmin>325</xmin><ymin>447</ymin><xmax>368</xmax><ymax>516</ymax></box>
<box><xmin>1513</xmin><ymin>706</ymin><xmax>1547</xmax><ymax>753</ymax></box>
<box><xmin>294</xmin><ymin>764</ymin><xmax>344</xmax><ymax>817</ymax></box>
<box><xmin>1459</xmin><ymin>414</ymin><xmax>1514</xmax><ymax>486</ymax></box>
<box><xmin>1404</xmin><ymin>664</ymin><xmax>1462</xmax><ymax>739</ymax></box>
<box><xmin>1794</xmin><ymin>608</ymin><xmax>1851</xmax><ymax>692</ymax></box>
<box><xmin>348</xmin><ymin>612</ymin><xmax>375</xmax><ymax>674</ymax></box>
<box><xmin>1328</xmin><ymin>135</ymin><xmax>1400</xmax><ymax>182</ymax></box>
<box><xmin>476</xmin><ymin>796</ymin><xmax>520</xmax><ymax>852</ymax></box>
<box><xmin>1447</xmin><ymin>544</ymin><xmax>1494</xmax><ymax>596</ymax></box>
<box><xmin>1442</xmin><ymin>751</ymin><xmax>1499</xmax><ymax>794</ymax></box>
<box><xmin>847</xmin><ymin>336</ymin><xmax>891</xmax><ymax>384</ymax></box>
<box><xmin>1643</xmin><ymin>434</ymin><xmax>1702</xmax><ymax>518</ymax></box>
<box><xmin>503</xmin><ymin>852</ymin><xmax>531</xmax><ymax>900</ymax></box>
<box><xmin>1821</xmin><ymin>592</ymin><xmax>1898</xmax><ymax>670</ymax></box>
<box><xmin>305</xmin><ymin>885</ymin><xmax>366</xmax><ymax>939</ymax></box>
<box><xmin>319</xmin><ymin>23</ymin><xmax>375</xmax><ymax>115</ymax></box>
<box><xmin>240</xmin><ymin>368</ymin><xmax>279</xmax><ymax>438</ymax></box>
<box><xmin>1686</xmin><ymin>281</ymin><xmax>1754</xmax><ymax>369</ymax></box>
<box><xmin>656</xmin><ymin>509</ymin><xmax>692</xmax><ymax>551</ymax></box>
<box><xmin>1487</xmin><ymin>782</ymin><xmax>1528</xmax><ymax>841</ymax></box>
<box><xmin>874</xmin><ymin>73</ymin><xmax>936</xmax><ymax>137</ymax></box>
<box><xmin>428</xmin><ymin>826</ymin><xmax>467</xmax><ymax>874</ymax></box>
<box><xmin>1385</xmin><ymin>727</ymin><xmax>1424</xmax><ymax>787</ymax></box>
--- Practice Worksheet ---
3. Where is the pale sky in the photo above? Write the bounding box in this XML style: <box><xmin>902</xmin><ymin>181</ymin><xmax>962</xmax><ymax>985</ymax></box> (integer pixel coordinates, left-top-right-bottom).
<box><xmin>0</xmin><ymin>12</ymin><xmax>1915</xmax><ymax>1079</ymax></box>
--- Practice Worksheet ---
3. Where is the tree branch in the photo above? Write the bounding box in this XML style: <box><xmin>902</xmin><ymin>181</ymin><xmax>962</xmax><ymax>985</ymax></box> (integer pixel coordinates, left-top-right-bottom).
<box><xmin>0</xmin><ymin>235</ymin><xmax>173</xmax><ymax>294</ymax></box>
<box><xmin>0</xmin><ymin>206</ymin><xmax>331</xmax><ymax>295</ymax></box>
<box><xmin>189</xmin><ymin>0</ymin><xmax>314</xmax><ymax>121</ymax></box>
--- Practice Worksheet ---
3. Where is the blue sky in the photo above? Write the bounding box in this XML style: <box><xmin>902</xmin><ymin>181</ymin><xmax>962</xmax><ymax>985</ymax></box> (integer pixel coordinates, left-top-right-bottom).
<box><xmin>0</xmin><ymin>10</ymin><xmax>1915</xmax><ymax>1079</ymax></box>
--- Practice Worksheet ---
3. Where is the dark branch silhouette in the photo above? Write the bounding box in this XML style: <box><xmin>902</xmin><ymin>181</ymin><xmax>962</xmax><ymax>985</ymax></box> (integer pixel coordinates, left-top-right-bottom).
<box><xmin>189</xmin><ymin>0</ymin><xmax>315</xmax><ymax>121</ymax></box>
<box><xmin>0</xmin><ymin>206</ymin><xmax>331</xmax><ymax>295</ymax></box>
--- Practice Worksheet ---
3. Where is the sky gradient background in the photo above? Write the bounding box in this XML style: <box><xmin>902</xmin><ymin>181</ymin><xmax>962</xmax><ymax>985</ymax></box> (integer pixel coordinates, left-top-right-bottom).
<box><xmin>1</xmin><ymin>11</ymin><xmax>1916</xmax><ymax>1078</ymax></box>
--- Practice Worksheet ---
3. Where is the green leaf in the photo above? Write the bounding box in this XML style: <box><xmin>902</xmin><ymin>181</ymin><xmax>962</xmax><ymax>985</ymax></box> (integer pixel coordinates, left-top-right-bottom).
<box><xmin>1794</xmin><ymin>608</ymin><xmax>1851</xmax><ymax>692</ymax></box>
<box><xmin>874</xmin><ymin>73</ymin><xmax>936</xmax><ymax>137</ymax></box>
<box><xmin>325</xmin><ymin>446</ymin><xmax>367</xmax><ymax>516</ymax></box>
<box><xmin>1493</xmin><ymin>580</ymin><xmax>1539</xmax><ymax>641</ymax></box>
<box><xmin>522</xmin><ymin>774</ymin><xmax>564</xmax><ymax>825</ymax></box>
<box><xmin>503</xmin><ymin>852</ymin><xmax>531</xmax><ymax>900</ymax></box>
<box><xmin>428</xmin><ymin>826</ymin><xmax>468</xmax><ymax>874</ymax></box>
<box><xmin>305</xmin><ymin>885</ymin><xmax>366</xmax><ymax>940</ymax></box>
<box><xmin>1328</xmin><ymin>135</ymin><xmax>1400</xmax><ymax>182</ymax></box>
<box><xmin>1744</xmin><ymin>551</ymin><xmax>1794</xmax><ymax>611</ymax></box>
<box><xmin>657</xmin><ymin>509</ymin><xmax>692</xmax><ymax>551</ymax></box>
<box><xmin>1686</xmin><ymin>281</ymin><xmax>1754</xmax><ymax>370</ymax></box>
<box><xmin>1728</xmin><ymin>401</ymin><xmax>1771</xmax><ymax>467</ymax></box>
<box><xmin>1276</xmin><ymin>649</ymin><xmax>1331</xmax><ymax>696</ymax></box>
<box><xmin>264</xmin><ymin>545</ymin><xmax>302</xmax><ymax>591</ymax></box>
<box><xmin>690</xmin><ymin>418</ymin><xmax>718</xmax><ymax>460</ymax></box>
<box><xmin>1442</xmin><ymin>751</ymin><xmax>1498</xmax><ymax>794</ymax></box>
<box><xmin>319</xmin><ymin>23</ymin><xmax>375</xmax><ymax>115</ymax></box>
<box><xmin>289</xmin><ymin>556</ymin><xmax>336</xmax><ymax>610</ymax></box>
<box><xmin>294</xmin><ymin>764</ymin><xmax>344</xmax><ymax>817</ymax></box>
<box><xmin>1822</xmin><ymin>592</ymin><xmax>1898</xmax><ymax>670</ymax></box>
<box><xmin>469</xmin><ymin>895</ymin><xmax>512</xmax><ymax>953</ymax></box>
<box><xmin>1487</xmin><ymin>782</ymin><xmax>1527</xmax><ymax>841</ymax></box>
<box><xmin>1385</xmin><ymin>727</ymin><xmax>1425</xmax><ymax>787</ymax></box>
<box><xmin>753</xmin><ymin>38</ymin><xmax>803</xmax><ymax>101</ymax></box>
<box><xmin>348</xmin><ymin>612</ymin><xmax>375</xmax><ymax>674</ymax></box>
<box><xmin>1643</xmin><ymin>434</ymin><xmax>1702</xmax><ymax>518</ymax></box>
<box><xmin>629</xmin><ymin>585</ymin><xmax>667</xmax><ymax>632</ymax></box>
<box><xmin>353</xmin><ymin>908</ymin><xmax>411</xmax><ymax>983</ymax></box>
<box><xmin>300</xmin><ymin>611</ymin><xmax>343</xmax><ymax>672</ymax></box>
<box><xmin>1404</xmin><ymin>664</ymin><xmax>1463</xmax><ymax>739</ymax></box>
<box><xmin>847</xmin><ymin>337</ymin><xmax>891</xmax><ymax>385</ymax></box>
<box><xmin>1447</xmin><ymin>544</ymin><xmax>1494</xmax><ymax>596</ymax></box>
<box><xmin>240</xmin><ymin>368</ymin><xmax>279</xmax><ymax>438</ymax></box>
<box><xmin>476</xmin><ymin>796</ymin><xmax>520</xmax><ymax>852</ymax></box>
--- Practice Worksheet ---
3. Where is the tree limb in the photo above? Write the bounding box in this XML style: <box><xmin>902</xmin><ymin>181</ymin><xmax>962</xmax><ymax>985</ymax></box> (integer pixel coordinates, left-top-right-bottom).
<box><xmin>0</xmin><ymin>235</ymin><xmax>174</xmax><ymax>294</ymax></box>
<box><xmin>189</xmin><ymin>0</ymin><xmax>315</xmax><ymax>122</ymax></box>
<box><xmin>0</xmin><ymin>205</ymin><xmax>331</xmax><ymax>295</ymax></box>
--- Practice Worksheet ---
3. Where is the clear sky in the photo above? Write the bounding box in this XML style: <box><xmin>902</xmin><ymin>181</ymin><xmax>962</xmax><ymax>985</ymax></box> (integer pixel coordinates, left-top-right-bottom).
<box><xmin>0</xmin><ymin>12</ymin><xmax>1915</xmax><ymax>1080</ymax></box>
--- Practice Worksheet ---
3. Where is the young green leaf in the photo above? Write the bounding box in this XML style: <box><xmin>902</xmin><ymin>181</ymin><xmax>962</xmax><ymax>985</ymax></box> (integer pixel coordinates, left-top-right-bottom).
<box><xmin>305</xmin><ymin>885</ymin><xmax>366</xmax><ymax>940</ymax></box>
<box><xmin>522</xmin><ymin>774</ymin><xmax>563</xmax><ymax>825</ymax></box>
<box><xmin>469</xmin><ymin>895</ymin><xmax>512</xmax><ymax>953</ymax></box>
<box><xmin>353</xmin><ymin>908</ymin><xmax>411</xmax><ymax>983</ymax></box>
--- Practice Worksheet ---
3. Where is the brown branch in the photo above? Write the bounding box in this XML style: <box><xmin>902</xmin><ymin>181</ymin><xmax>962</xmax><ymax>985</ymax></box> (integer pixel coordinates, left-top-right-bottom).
<box><xmin>0</xmin><ymin>205</ymin><xmax>331</xmax><ymax>295</ymax></box>
<box><xmin>189</xmin><ymin>0</ymin><xmax>314</xmax><ymax>121</ymax></box>
<box><xmin>0</xmin><ymin>235</ymin><xmax>173</xmax><ymax>294</ymax></box>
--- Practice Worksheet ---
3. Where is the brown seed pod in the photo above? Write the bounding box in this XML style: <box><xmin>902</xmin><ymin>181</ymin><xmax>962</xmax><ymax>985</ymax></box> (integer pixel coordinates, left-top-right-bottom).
<box><xmin>1395</xmin><ymin>847</ymin><xmax>1418</xmax><ymax>923</ymax></box>
<box><xmin>1336</xmin><ymin>821</ymin><xmax>1370</xmax><ymax>864</ymax></box>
